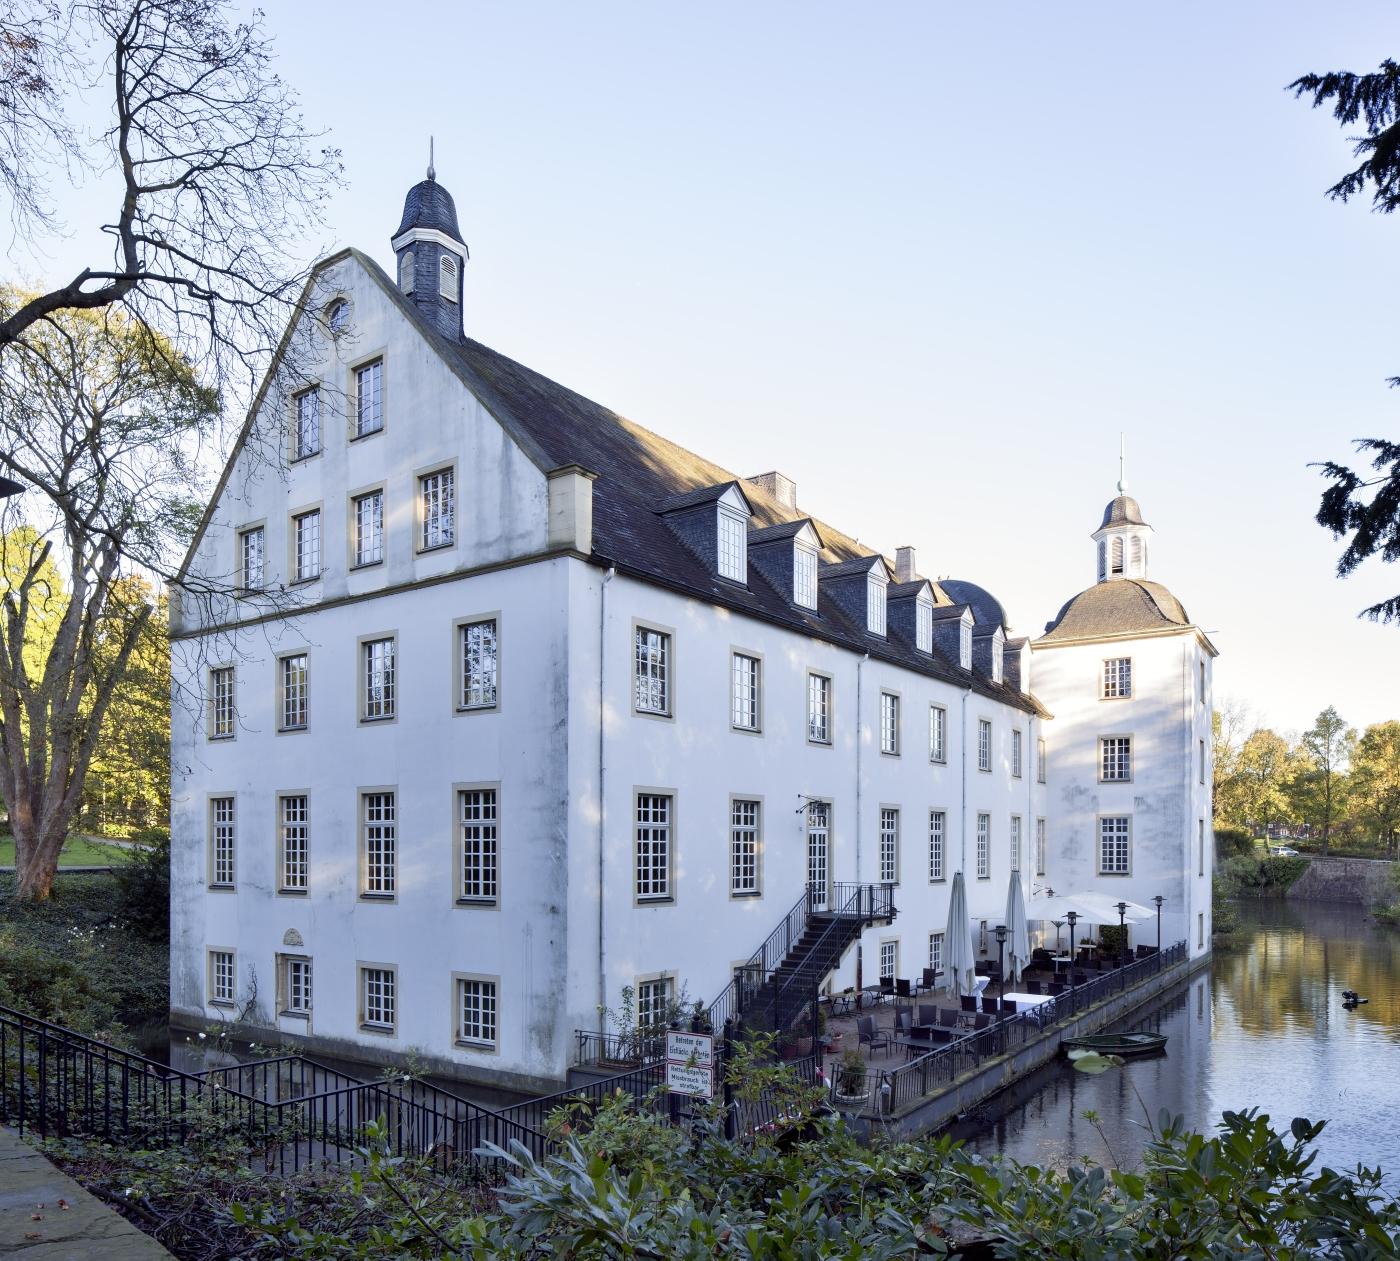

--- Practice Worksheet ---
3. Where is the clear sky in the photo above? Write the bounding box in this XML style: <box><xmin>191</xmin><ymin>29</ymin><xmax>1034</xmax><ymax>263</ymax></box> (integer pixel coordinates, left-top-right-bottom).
<box><xmin>21</xmin><ymin>1</ymin><xmax>1400</xmax><ymax>734</ymax></box>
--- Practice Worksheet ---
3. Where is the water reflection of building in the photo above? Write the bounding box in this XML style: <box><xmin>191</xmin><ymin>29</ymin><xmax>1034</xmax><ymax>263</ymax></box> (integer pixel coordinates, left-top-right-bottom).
<box><xmin>1033</xmin><ymin>480</ymin><xmax>1217</xmax><ymax>959</ymax></box>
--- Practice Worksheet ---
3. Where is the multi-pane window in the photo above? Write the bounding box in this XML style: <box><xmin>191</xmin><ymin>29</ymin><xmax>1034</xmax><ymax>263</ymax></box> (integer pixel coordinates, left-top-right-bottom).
<box><xmin>292</xmin><ymin>387</ymin><xmax>320</xmax><ymax>460</ymax></box>
<box><xmin>280</xmin><ymin>654</ymin><xmax>308</xmax><ymax>730</ymax></box>
<box><xmin>420</xmin><ymin>468</ymin><xmax>455</xmax><ymax>549</ymax></box>
<box><xmin>880</xmin><ymin>692</ymin><xmax>900</xmax><ymax>755</ymax></box>
<box><xmin>867</xmin><ymin>574</ymin><xmax>887</xmax><ymax>636</ymax></box>
<box><xmin>1199</xmin><ymin>659</ymin><xmax>1206</xmax><ymax>704</ymax></box>
<box><xmin>460</xmin><ymin>619</ymin><xmax>499</xmax><ymax>709</ymax></box>
<box><xmin>459</xmin><ymin>788</ymin><xmax>498</xmax><ymax>902</ymax></box>
<box><xmin>1102</xmin><ymin>657</ymin><xmax>1133</xmax><ymax>699</ymax></box>
<box><xmin>637</xmin><ymin>977</ymin><xmax>673</xmax><ymax>1032</ymax></box>
<box><xmin>209</xmin><ymin>667</ymin><xmax>235</xmax><ymax>738</ymax></box>
<box><xmin>1099</xmin><ymin>815</ymin><xmax>1131</xmax><ymax>875</ymax></box>
<box><xmin>294</xmin><ymin>509</ymin><xmax>321</xmax><ymax>581</ymax></box>
<box><xmin>1100</xmin><ymin>736</ymin><xmax>1132</xmax><ymax>782</ymax></box>
<box><xmin>634</xmin><ymin>627</ymin><xmax>670</xmax><ymax>715</ymax></box>
<box><xmin>916</xmin><ymin>599</ymin><xmax>933</xmax><ymax>653</ymax></box>
<box><xmin>362</xmin><ymin>637</ymin><xmax>396</xmax><ymax>720</ymax></box>
<box><xmin>209</xmin><ymin>797</ymin><xmax>235</xmax><ymax>887</ymax></box>
<box><xmin>992</xmin><ymin>637</ymin><xmax>1004</xmax><ymax>684</ymax></box>
<box><xmin>239</xmin><ymin>526</ymin><xmax>265</xmax><ymax>591</ymax></box>
<box><xmin>282</xmin><ymin>957</ymin><xmax>312</xmax><ymax>1015</ymax></box>
<box><xmin>279</xmin><ymin>795</ymin><xmax>308</xmax><ymax>892</ymax></box>
<box><xmin>977</xmin><ymin>719</ymin><xmax>992</xmax><ymax>771</ymax></box>
<box><xmin>807</xmin><ymin>801</ymin><xmax>830</xmax><ymax>906</ymax></box>
<box><xmin>928</xmin><ymin>810</ymin><xmax>946</xmax><ymax>882</ymax></box>
<box><xmin>807</xmin><ymin>673</ymin><xmax>831</xmax><ymax>743</ymax></box>
<box><xmin>959</xmin><ymin>619</ymin><xmax>973</xmax><ymax>668</ymax></box>
<box><xmin>794</xmin><ymin>544</ymin><xmax>818</xmax><ymax>609</ymax></box>
<box><xmin>1010</xmin><ymin>815</ymin><xmax>1023</xmax><ymax>872</ymax></box>
<box><xmin>1035</xmin><ymin>817</ymin><xmax>1047</xmax><ymax>877</ymax></box>
<box><xmin>1200</xmin><ymin>739</ymin><xmax>1207</xmax><ymax>784</ymax></box>
<box><xmin>879</xmin><ymin>939</ymin><xmax>898</xmax><ymax>981</ymax></box>
<box><xmin>209</xmin><ymin>950</ymin><xmax>235</xmax><ymax>1005</ymax></box>
<box><xmin>928</xmin><ymin>932</ymin><xmax>945</xmax><ymax>976</ymax></box>
<box><xmin>635</xmin><ymin>793</ymin><xmax>672</xmax><ymax>901</ymax></box>
<box><xmin>353</xmin><ymin>491</ymin><xmax>384</xmax><ymax>567</ymax></box>
<box><xmin>730</xmin><ymin>798</ymin><xmax>760</xmax><ymax>895</ymax></box>
<box><xmin>360</xmin><ymin>966</ymin><xmax>395</xmax><ymax>1030</ymax></box>
<box><xmin>1038</xmin><ymin>737</ymin><xmax>1047</xmax><ymax>784</ymax></box>
<box><xmin>1199</xmin><ymin>818</ymin><xmax>1206</xmax><ymax>876</ymax></box>
<box><xmin>976</xmin><ymin>812</ymin><xmax>990</xmax><ymax>878</ymax></box>
<box><xmin>929</xmin><ymin>705</ymin><xmax>947</xmax><ymax>763</ymax></box>
<box><xmin>362</xmin><ymin>792</ymin><xmax>396</xmax><ymax>895</ymax></box>
<box><xmin>879</xmin><ymin>807</ymin><xmax>899</xmax><ymax>884</ymax></box>
<box><xmin>457</xmin><ymin>977</ymin><xmax>498</xmax><ymax>1046</ymax></box>
<box><xmin>355</xmin><ymin>359</ymin><xmax>383</xmax><ymax>437</ymax></box>
<box><xmin>731</xmin><ymin>653</ymin><xmax>760</xmax><ymax>731</ymax></box>
<box><xmin>717</xmin><ymin>510</ymin><xmax>747</xmax><ymax>582</ymax></box>
<box><xmin>1012</xmin><ymin>729</ymin><xmax>1023</xmax><ymax>778</ymax></box>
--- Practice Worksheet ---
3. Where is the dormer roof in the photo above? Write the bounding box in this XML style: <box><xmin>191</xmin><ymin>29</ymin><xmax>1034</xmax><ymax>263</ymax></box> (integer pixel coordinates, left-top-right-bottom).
<box><xmin>748</xmin><ymin>518</ymin><xmax>822</xmax><ymax>547</ymax></box>
<box><xmin>887</xmin><ymin>579</ymin><xmax>935</xmax><ymax>602</ymax></box>
<box><xmin>820</xmin><ymin>554</ymin><xmax>890</xmax><ymax>581</ymax></box>
<box><xmin>657</xmin><ymin>480</ymin><xmax>751</xmax><ymax>516</ymax></box>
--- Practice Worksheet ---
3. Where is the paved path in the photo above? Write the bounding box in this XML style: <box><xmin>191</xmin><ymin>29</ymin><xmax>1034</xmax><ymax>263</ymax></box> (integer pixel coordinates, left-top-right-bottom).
<box><xmin>0</xmin><ymin>1127</ymin><xmax>173</xmax><ymax>1259</ymax></box>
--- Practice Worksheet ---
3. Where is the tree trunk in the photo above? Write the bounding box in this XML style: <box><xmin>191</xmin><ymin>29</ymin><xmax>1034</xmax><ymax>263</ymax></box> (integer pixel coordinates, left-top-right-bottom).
<box><xmin>13</xmin><ymin>814</ymin><xmax>68</xmax><ymax>901</ymax></box>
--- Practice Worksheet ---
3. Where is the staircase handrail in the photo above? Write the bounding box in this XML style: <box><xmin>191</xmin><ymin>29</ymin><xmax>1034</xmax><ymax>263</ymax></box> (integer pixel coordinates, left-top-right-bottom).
<box><xmin>703</xmin><ymin>884</ymin><xmax>815</xmax><ymax>1030</ymax></box>
<box><xmin>0</xmin><ymin>1003</ymin><xmax>211</xmax><ymax>1088</ymax></box>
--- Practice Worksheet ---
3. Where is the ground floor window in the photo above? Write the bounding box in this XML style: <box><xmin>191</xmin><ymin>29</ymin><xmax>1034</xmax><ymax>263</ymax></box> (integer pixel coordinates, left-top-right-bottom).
<box><xmin>456</xmin><ymin>976</ymin><xmax>498</xmax><ymax>1048</ymax></box>
<box><xmin>360</xmin><ymin>965</ymin><xmax>396</xmax><ymax>1032</ymax></box>
<box><xmin>208</xmin><ymin>949</ymin><xmax>235</xmax><ymax>1006</ymax></box>
<box><xmin>879</xmin><ymin>939</ymin><xmax>898</xmax><ymax>982</ymax></box>
<box><xmin>637</xmin><ymin>975</ymin><xmax>673</xmax><ymax>1034</ymax></box>
<box><xmin>279</xmin><ymin>955</ymin><xmax>312</xmax><ymax>1016</ymax></box>
<box><xmin>928</xmin><ymin>932</ymin><xmax>944</xmax><ymax>976</ymax></box>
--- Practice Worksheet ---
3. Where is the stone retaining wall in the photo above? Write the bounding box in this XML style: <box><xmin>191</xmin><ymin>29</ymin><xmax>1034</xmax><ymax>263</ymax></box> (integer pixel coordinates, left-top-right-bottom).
<box><xmin>1286</xmin><ymin>856</ymin><xmax>1395</xmax><ymax>906</ymax></box>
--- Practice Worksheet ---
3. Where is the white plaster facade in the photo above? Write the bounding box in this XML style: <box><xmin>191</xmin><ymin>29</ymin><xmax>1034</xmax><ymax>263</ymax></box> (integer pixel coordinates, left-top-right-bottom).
<box><xmin>169</xmin><ymin>179</ymin><xmax>1211</xmax><ymax>1093</ymax></box>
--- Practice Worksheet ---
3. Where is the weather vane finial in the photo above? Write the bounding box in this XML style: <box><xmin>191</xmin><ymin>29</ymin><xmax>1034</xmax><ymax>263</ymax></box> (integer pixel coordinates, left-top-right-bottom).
<box><xmin>427</xmin><ymin>136</ymin><xmax>435</xmax><ymax>181</ymax></box>
<box><xmin>1117</xmin><ymin>432</ymin><xmax>1126</xmax><ymax>494</ymax></box>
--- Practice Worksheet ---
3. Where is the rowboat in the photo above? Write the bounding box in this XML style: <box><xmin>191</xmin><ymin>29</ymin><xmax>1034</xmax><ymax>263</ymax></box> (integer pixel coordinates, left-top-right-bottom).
<box><xmin>1062</xmin><ymin>1032</ymin><xmax>1167</xmax><ymax>1057</ymax></box>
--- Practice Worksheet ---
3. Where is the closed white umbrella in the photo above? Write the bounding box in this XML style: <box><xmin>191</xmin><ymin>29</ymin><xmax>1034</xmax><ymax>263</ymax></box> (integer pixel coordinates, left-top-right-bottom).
<box><xmin>1004</xmin><ymin>874</ymin><xmax>1031</xmax><ymax>985</ymax></box>
<box><xmin>945</xmin><ymin>871</ymin><xmax>977</xmax><ymax>997</ymax></box>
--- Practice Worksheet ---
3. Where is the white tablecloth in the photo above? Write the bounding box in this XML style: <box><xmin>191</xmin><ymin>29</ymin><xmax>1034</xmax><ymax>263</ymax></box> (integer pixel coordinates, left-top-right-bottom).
<box><xmin>1000</xmin><ymin>991</ymin><xmax>1053</xmax><ymax>1011</ymax></box>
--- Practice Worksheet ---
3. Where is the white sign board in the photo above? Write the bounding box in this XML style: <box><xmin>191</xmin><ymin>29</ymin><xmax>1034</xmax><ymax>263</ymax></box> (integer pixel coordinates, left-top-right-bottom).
<box><xmin>664</xmin><ymin>1030</ymin><xmax>715</xmax><ymax>1098</ymax></box>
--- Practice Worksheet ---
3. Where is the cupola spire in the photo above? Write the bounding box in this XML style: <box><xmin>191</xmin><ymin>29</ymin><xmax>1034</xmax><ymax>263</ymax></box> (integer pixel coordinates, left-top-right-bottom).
<box><xmin>391</xmin><ymin>154</ymin><xmax>468</xmax><ymax>342</ymax></box>
<box><xmin>1117</xmin><ymin>432</ymin><xmax>1126</xmax><ymax>495</ymax></box>
<box><xmin>1091</xmin><ymin>444</ymin><xmax>1153</xmax><ymax>583</ymax></box>
<box><xmin>427</xmin><ymin>135</ymin><xmax>435</xmax><ymax>181</ymax></box>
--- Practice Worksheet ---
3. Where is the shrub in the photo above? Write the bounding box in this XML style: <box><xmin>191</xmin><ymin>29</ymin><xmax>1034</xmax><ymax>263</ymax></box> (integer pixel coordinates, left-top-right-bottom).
<box><xmin>1214</xmin><ymin>826</ymin><xmax>1255</xmax><ymax>859</ymax></box>
<box><xmin>113</xmin><ymin>828</ymin><xmax>170</xmax><ymax>944</ymax></box>
<box><xmin>1218</xmin><ymin>854</ymin><xmax>1309</xmax><ymax>896</ymax></box>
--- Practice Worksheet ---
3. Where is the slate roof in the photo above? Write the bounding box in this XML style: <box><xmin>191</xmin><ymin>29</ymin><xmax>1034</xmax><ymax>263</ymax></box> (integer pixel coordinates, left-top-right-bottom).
<box><xmin>336</xmin><ymin>248</ymin><xmax>1047</xmax><ymax>716</ymax></box>
<box><xmin>820</xmin><ymin>555</ymin><xmax>889</xmax><ymax>580</ymax></box>
<box><xmin>658</xmin><ymin>482</ymin><xmax>748</xmax><ymax>513</ymax></box>
<box><xmin>748</xmin><ymin>519</ymin><xmax>821</xmax><ymax>545</ymax></box>
<box><xmin>394</xmin><ymin>177</ymin><xmax>466</xmax><ymax>246</ymax></box>
<box><xmin>940</xmin><ymin>579</ymin><xmax>1008</xmax><ymax>631</ymax></box>
<box><xmin>1038</xmin><ymin>579</ymin><xmax>1190</xmax><ymax>643</ymax></box>
<box><xmin>1098</xmin><ymin>494</ymin><xmax>1148</xmax><ymax>530</ymax></box>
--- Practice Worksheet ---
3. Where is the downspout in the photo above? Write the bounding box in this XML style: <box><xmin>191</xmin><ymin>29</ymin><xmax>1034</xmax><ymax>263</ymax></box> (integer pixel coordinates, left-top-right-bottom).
<box><xmin>597</xmin><ymin>566</ymin><xmax>615</xmax><ymax>1018</ymax></box>
<box><xmin>855</xmin><ymin>651</ymin><xmax>868</xmax><ymax>990</ymax></box>
<box><xmin>960</xmin><ymin>686</ymin><xmax>972</xmax><ymax>874</ymax></box>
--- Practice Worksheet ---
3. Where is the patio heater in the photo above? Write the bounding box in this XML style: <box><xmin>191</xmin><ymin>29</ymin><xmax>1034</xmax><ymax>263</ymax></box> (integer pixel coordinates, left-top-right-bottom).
<box><xmin>1153</xmin><ymin>895</ymin><xmax>1164</xmax><ymax>954</ymax></box>
<box><xmin>1065</xmin><ymin>910</ymin><xmax>1079</xmax><ymax>960</ymax></box>
<box><xmin>1115</xmin><ymin>901</ymin><xmax>1128</xmax><ymax>988</ymax></box>
<box><xmin>1052</xmin><ymin>919</ymin><xmax>1065</xmax><ymax>952</ymax></box>
<box><xmin>994</xmin><ymin>924</ymin><xmax>1007</xmax><ymax>1003</ymax></box>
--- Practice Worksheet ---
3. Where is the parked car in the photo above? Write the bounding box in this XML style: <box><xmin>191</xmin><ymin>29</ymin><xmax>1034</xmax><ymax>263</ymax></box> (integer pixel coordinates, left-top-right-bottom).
<box><xmin>1269</xmin><ymin>845</ymin><xmax>1300</xmax><ymax>857</ymax></box>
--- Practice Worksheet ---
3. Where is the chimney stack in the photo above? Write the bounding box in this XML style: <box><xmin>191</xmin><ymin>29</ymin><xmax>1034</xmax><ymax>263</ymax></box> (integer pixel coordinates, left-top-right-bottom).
<box><xmin>746</xmin><ymin>471</ymin><xmax>797</xmax><ymax>511</ymax></box>
<box><xmin>895</xmin><ymin>546</ymin><xmax>917</xmax><ymax>583</ymax></box>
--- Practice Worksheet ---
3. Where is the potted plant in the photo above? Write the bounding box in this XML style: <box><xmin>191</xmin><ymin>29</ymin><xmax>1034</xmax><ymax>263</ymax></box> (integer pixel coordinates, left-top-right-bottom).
<box><xmin>833</xmin><ymin>1048</ymin><xmax>870</xmax><ymax>1103</ymax></box>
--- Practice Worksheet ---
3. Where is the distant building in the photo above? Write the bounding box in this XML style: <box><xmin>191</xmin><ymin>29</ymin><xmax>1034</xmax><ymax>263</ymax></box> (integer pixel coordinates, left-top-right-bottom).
<box><xmin>168</xmin><ymin>168</ymin><xmax>1213</xmax><ymax>1093</ymax></box>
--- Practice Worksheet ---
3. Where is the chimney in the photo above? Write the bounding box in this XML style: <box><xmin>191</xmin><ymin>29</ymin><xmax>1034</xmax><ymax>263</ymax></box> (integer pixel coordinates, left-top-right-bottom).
<box><xmin>895</xmin><ymin>546</ymin><xmax>917</xmax><ymax>584</ymax></box>
<box><xmin>746</xmin><ymin>471</ymin><xmax>797</xmax><ymax>511</ymax></box>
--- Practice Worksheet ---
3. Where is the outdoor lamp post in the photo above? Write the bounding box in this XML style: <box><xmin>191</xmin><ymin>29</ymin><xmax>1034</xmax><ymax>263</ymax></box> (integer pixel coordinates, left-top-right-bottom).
<box><xmin>1052</xmin><ymin>919</ymin><xmax>1065</xmax><ymax>952</ymax></box>
<box><xmin>1066</xmin><ymin>910</ymin><xmax>1079</xmax><ymax>957</ymax></box>
<box><xmin>1153</xmin><ymin>894</ymin><xmax>1164</xmax><ymax>955</ymax></box>
<box><xmin>1115</xmin><ymin>901</ymin><xmax>1128</xmax><ymax>989</ymax></box>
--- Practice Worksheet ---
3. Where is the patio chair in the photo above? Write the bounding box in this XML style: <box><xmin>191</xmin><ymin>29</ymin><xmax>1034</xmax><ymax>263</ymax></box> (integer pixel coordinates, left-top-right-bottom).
<box><xmin>918</xmin><ymin>1003</ymin><xmax>939</xmax><ymax>1027</ymax></box>
<box><xmin>1047</xmin><ymin>982</ymin><xmax>1066</xmax><ymax>996</ymax></box>
<box><xmin>960</xmin><ymin>994</ymin><xmax>978</xmax><ymax>1015</ymax></box>
<box><xmin>1001</xmin><ymin>1000</ymin><xmax>1018</xmax><ymax>1015</ymax></box>
<box><xmin>938</xmin><ymin>1007</ymin><xmax>960</xmax><ymax>1029</ymax></box>
<box><xmin>971</xmin><ymin>1012</ymin><xmax>992</xmax><ymax>1030</ymax></box>
<box><xmin>918</xmin><ymin>967</ymin><xmax>939</xmax><ymax>994</ymax></box>
<box><xmin>857</xmin><ymin>1015</ymin><xmax>893</xmax><ymax>1058</ymax></box>
<box><xmin>1023</xmin><ymin>979</ymin><xmax>1042</xmax><ymax>994</ymax></box>
<box><xmin>894</xmin><ymin>1009</ymin><xmax>912</xmax><ymax>1037</ymax></box>
<box><xmin>895</xmin><ymin>977</ymin><xmax>912</xmax><ymax>998</ymax></box>
<box><xmin>981</xmin><ymin>995</ymin><xmax>1000</xmax><ymax>1014</ymax></box>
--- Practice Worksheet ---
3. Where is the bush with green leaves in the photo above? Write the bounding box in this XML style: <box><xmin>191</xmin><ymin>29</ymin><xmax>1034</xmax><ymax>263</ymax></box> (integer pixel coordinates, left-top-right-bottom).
<box><xmin>1217</xmin><ymin>854</ymin><xmax>1311</xmax><ymax>897</ymax></box>
<box><xmin>112</xmin><ymin>827</ymin><xmax>171</xmax><ymax>944</ymax></box>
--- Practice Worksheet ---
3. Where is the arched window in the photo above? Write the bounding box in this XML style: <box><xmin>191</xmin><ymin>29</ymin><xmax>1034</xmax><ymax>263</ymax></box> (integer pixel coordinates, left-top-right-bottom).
<box><xmin>1130</xmin><ymin>535</ymin><xmax>1143</xmax><ymax>573</ymax></box>
<box><xmin>439</xmin><ymin>254</ymin><xmax>458</xmax><ymax>302</ymax></box>
<box><xmin>1110</xmin><ymin>536</ymin><xmax>1125</xmax><ymax>575</ymax></box>
<box><xmin>325</xmin><ymin>299</ymin><xmax>349</xmax><ymax>333</ymax></box>
<box><xmin>399</xmin><ymin>251</ymin><xmax>414</xmax><ymax>293</ymax></box>
<box><xmin>1097</xmin><ymin>539</ymin><xmax>1107</xmax><ymax>582</ymax></box>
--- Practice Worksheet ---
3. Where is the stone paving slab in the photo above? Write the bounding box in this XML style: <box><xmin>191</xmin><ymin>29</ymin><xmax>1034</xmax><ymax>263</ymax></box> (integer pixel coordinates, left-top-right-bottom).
<box><xmin>0</xmin><ymin>1127</ymin><xmax>173</xmax><ymax>1259</ymax></box>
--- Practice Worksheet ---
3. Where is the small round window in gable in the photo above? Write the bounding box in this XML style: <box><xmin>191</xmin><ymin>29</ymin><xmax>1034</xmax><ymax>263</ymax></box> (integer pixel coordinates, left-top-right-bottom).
<box><xmin>325</xmin><ymin>299</ymin><xmax>349</xmax><ymax>334</ymax></box>
<box><xmin>439</xmin><ymin>254</ymin><xmax>458</xmax><ymax>302</ymax></box>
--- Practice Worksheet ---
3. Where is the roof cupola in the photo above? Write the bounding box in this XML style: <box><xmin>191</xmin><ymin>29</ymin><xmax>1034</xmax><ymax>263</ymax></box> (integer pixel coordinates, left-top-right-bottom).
<box><xmin>1091</xmin><ymin>440</ymin><xmax>1152</xmax><ymax>583</ymax></box>
<box><xmin>391</xmin><ymin>140</ymin><xmax>469</xmax><ymax>342</ymax></box>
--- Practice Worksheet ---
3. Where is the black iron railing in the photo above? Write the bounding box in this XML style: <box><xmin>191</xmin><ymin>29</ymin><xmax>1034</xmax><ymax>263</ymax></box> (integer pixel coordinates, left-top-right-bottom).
<box><xmin>704</xmin><ymin>885</ymin><xmax>817</xmax><ymax>1034</ymax></box>
<box><xmin>572</xmin><ymin>1029</ymin><xmax>667</xmax><ymax>1069</ymax></box>
<box><xmin>839</xmin><ymin>940</ymin><xmax>1188</xmax><ymax>1115</ymax></box>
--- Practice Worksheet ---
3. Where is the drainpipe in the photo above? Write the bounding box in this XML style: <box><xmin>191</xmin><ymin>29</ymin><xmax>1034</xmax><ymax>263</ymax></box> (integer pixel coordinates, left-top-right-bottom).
<box><xmin>597</xmin><ymin>566</ymin><xmax>615</xmax><ymax>1018</ymax></box>
<box><xmin>960</xmin><ymin>687</ymin><xmax>972</xmax><ymax>874</ymax></box>
<box><xmin>855</xmin><ymin>651</ymin><xmax>868</xmax><ymax>990</ymax></box>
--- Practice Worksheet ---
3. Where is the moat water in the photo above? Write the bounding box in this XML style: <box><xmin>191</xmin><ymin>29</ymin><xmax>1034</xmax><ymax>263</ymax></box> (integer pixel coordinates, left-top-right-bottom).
<box><xmin>956</xmin><ymin>899</ymin><xmax>1400</xmax><ymax>1181</ymax></box>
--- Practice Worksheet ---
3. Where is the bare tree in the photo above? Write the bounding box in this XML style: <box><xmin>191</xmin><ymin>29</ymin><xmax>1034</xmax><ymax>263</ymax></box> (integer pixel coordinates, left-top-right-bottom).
<box><xmin>0</xmin><ymin>0</ymin><xmax>341</xmax><ymax>399</ymax></box>
<box><xmin>0</xmin><ymin>291</ymin><xmax>217</xmax><ymax>899</ymax></box>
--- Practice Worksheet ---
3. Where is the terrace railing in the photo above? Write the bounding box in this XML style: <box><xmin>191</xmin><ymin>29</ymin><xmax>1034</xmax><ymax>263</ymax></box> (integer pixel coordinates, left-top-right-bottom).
<box><xmin>705</xmin><ymin>885</ymin><xmax>817</xmax><ymax>1034</ymax></box>
<box><xmin>834</xmin><ymin>941</ymin><xmax>1189</xmax><ymax>1114</ymax></box>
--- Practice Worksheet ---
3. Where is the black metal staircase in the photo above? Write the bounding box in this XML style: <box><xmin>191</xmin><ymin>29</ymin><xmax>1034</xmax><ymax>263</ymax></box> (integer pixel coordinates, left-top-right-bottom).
<box><xmin>705</xmin><ymin>883</ymin><xmax>895</xmax><ymax>1037</ymax></box>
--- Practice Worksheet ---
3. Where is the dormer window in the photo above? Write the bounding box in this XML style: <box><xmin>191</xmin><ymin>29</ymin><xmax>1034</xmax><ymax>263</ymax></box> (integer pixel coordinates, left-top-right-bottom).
<box><xmin>959</xmin><ymin>616</ymin><xmax>973</xmax><ymax>669</ymax></box>
<box><xmin>399</xmin><ymin>251</ymin><xmax>414</xmax><ymax>293</ymax></box>
<box><xmin>718</xmin><ymin>507</ymin><xmax>747</xmax><ymax>583</ymax></box>
<box><xmin>794</xmin><ymin>540</ymin><xmax>818</xmax><ymax>609</ymax></box>
<box><xmin>867</xmin><ymin>572</ymin><xmax>887</xmax><ymax>636</ymax></box>
<box><xmin>439</xmin><ymin>255</ymin><xmax>458</xmax><ymax>302</ymax></box>
<box><xmin>916</xmin><ymin>595</ymin><xmax>933</xmax><ymax>653</ymax></box>
<box><xmin>992</xmin><ymin>632</ymin><xmax>1005</xmax><ymax>684</ymax></box>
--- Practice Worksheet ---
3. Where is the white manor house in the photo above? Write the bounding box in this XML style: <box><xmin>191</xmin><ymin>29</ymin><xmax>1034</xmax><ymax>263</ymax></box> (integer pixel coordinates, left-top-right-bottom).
<box><xmin>169</xmin><ymin>168</ymin><xmax>1217</xmax><ymax>1093</ymax></box>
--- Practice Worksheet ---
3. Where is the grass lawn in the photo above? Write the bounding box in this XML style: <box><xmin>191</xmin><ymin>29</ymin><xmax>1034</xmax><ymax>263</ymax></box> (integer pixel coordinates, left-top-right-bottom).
<box><xmin>0</xmin><ymin>834</ymin><xmax>136</xmax><ymax>866</ymax></box>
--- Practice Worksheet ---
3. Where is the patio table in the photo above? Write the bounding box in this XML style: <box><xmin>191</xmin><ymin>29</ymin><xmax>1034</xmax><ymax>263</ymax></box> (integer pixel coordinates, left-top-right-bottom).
<box><xmin>1001</xmin><ymin>991</ymin><xmax>1055</xmax><ymax>1025</ymax></box>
